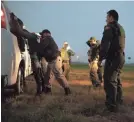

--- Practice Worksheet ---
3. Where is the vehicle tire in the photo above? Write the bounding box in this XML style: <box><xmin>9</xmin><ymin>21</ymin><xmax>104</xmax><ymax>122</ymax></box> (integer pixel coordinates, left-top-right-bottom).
<box><xmin>15</xmin><ymin>67</ymin><xmax>25</xmax><ymax>95</ymax></box>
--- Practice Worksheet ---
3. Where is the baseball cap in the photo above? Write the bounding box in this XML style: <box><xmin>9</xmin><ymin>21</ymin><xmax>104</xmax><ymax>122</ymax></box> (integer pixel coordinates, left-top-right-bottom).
<box><xmin>39</xmin><ymin>29</ymin><xmax>51</xmax><ymax>36</ymax></box>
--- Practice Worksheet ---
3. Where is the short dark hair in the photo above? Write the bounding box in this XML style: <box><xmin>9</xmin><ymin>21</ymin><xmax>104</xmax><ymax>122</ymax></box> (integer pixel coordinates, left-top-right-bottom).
<box><xmin>107</xmin><ymin>10</ymin><xmax>119</xmax><ymax>21</ymax></box>
<box><xmin>40</xmin><ymin>29</ymin><xmax>51</xmax><ymax>35</ymax></box>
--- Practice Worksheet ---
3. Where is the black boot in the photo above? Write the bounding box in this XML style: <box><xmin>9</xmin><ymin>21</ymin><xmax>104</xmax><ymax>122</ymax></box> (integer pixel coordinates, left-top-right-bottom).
<box><xmin>43</xmin><ymin>86</ymin><xmax>52</xmax><ymax>94</ymax></box>
<box><xmin>107</xmin><ymin>105</ymin><xmax>119</xmax><ymax>113</ymax></box>
<box><xmin>64</xmin><ymin>87</ymin><xmax>71</xmax><ymax>96</ymax></box>
<box><xmin>35</xmin><ymin>84</ymin><xmax>42</xmax><ymax>96</ymax></box>
<box><xmin>105</xmin><ymin>102</ymin><xmax>119</xmax><ymax>113</ymax></box>
<box><xmin>95</xmin><ymin>83</ymin><xmax>101</xmax><ymax>88</ymax></box>
<box><xmin>117</xmin><ymin>99</ymin><xmax>123</xmax><ymax>105</ymax></box>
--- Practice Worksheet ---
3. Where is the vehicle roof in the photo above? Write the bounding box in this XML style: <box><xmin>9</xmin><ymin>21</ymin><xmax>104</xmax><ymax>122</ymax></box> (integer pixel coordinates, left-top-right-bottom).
<box><xmin>2</xmin><ymin>1</ymin><xmax>24</xmax><ymax>26</ymax></box>
<box><xmin>2</xmin><ymin>1</ymin><xmax>11</xmax><ymax>15</ymax></box>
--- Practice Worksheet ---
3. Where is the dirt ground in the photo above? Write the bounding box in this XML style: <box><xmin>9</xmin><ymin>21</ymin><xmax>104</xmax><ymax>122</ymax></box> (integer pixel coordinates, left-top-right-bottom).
<box><xmin>1</xmin><ymin>68</ymin><xmax>134</xmax><ymax>122</ymax></box>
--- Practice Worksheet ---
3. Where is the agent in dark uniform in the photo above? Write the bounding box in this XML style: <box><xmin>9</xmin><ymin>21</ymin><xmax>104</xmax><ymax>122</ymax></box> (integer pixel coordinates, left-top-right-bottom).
<box><xmin>10</xmin><ymin>13</ymin><xmax>46</xmax><ymax>95</ymax></box>
<box><xmin>99</xmin><ymin>10</ymin><xmax>125</xmax><ymax>112</ymax></box>
<box><xmin>39</xmin><ymin>30</ymin><xmax>71</xmax><ymax>95</ymax></box>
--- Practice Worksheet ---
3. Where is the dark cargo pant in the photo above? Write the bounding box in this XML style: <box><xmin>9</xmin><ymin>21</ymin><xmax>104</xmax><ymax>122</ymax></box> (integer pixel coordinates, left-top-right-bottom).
<box><xmin>40</xmin><ymin>57</ymin><xmax>51</xmax><ymax>89</ymax></box>
<box><xmin>30</xmin><ymin>53</ymin><xmax>43</xmax><ymax>94</ymax></box>
<box><xmin>42</xmin><ymin>56</ymin><xmax>69</xmax><ymax>88</ymax></box>
<box><xmin>104</xmin><ymin>53</ymin><xmax>125</xmax><ymax>108</ymax></box>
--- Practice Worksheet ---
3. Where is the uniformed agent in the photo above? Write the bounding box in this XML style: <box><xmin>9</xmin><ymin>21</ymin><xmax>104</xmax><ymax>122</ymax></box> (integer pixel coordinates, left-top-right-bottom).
<box><xmin>60</xmin><ymin>42</ymin><xmax>71</xmax><ymax>80</ymax></box>
<box><xmin>39</xmin><ymin>30</ymin><xmax>71</xmax><ymax>96</ymax></box>
<box><xmin>99</xmin><ymin>10</ymin><xmax>125</xmax><ymax>112</ymax></box>
<box><xmin>10</xmin><ymin>14</ymin><xmax>45</xmax><ymax>95</ymax></box>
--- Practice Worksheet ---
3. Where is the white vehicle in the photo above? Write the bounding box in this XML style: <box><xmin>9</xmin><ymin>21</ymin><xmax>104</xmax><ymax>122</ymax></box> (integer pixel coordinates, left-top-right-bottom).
<box><xmin>1</xmin><ymin>1</ymin><xmax>32</xmax><ymax>94</ymax></box>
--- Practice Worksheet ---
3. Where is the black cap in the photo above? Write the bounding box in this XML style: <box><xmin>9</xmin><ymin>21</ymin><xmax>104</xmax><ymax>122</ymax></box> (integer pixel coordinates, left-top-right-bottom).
<box><xmin>39</xmin><ymin>29</ymin><xmax>51</xmax><ymax>36</ymax></box>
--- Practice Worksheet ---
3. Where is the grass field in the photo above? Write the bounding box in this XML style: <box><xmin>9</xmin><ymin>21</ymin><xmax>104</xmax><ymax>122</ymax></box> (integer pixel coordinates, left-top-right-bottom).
<box><xmin>72</xmin><ymin>64</ymin><xmax>134</xmax><ymax>72</ymax></box>
<box><xmin>2</xmin><ymin>64</ymin><xmax>134</xmax><ymax>122</ymax></box>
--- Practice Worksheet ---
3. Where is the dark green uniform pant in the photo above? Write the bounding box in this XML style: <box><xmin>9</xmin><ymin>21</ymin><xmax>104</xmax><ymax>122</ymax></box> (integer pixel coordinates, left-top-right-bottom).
<box><xmin>30</xmin><ymin>53</ymin><xmax>44</xmax><ymax>94</ymax></box>
<box><xmin>104</xmin><ymin>53</ymin><xmax>125</xmax><ymax>108</ymax></box>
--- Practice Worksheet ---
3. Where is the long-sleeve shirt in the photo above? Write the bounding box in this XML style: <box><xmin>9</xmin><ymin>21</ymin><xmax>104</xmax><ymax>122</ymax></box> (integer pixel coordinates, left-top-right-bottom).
<box><xmin>39</xmin><ymin>36</ymin><xmax>60</xmax><ymax>62</ymax></box>
<box><xmin>99</xmin><ymin>24</ymin><xmax>113</xmax><ymax>61</ymax></box>
<box><xmin>99</xmin><ymin>21</ymin><xmax>125</xmax><ymax>61</ymax></box>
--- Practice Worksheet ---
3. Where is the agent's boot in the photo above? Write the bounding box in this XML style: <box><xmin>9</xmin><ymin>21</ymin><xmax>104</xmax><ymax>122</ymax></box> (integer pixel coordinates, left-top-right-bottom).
<box><xmin>105</xmin><ymin>102</ymin><xmax>119</xmax><ymax>113</ymax></box>
<box><xmin>64</xmin><ymin>87</ymin><xmax>71</xmax><ymax>96</ymax></box>
<box><xmin>107</xmin><ymin>105</ymin><xmax>119</xmax><ymax>113</ymax></box>
<box><xmin>35</xmin><ymin>84</ymin><xmax>42</xmax><ymax>96</ymax></box>
<box><xmin>43</xmin><ymin>86</ymin><xmax>52</xmax><ymax>95</ymax></box>
<box><xmin>95</xmin><ymin>83</ymin><xmax>101</xmax><ymax>88</ymax></box>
